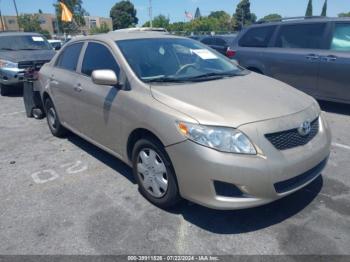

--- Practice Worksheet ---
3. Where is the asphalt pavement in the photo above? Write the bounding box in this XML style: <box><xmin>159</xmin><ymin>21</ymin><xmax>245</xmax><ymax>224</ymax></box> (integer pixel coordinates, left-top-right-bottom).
<box><xmin>0</xmin><ymin>94</ymin><xmax>349</xmax><ymax>255</ymax></box>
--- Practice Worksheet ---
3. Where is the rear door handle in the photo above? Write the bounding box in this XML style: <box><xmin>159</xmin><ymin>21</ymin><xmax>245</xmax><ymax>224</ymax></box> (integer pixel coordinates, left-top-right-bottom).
<box><xmin>306</xmin><ymin>54</ymin><xmax>320</xmax><ymax>61</ymax></box>
<box><xmin>74</xmin><ymin>83</ymin><xmax>83</xmax><ymax>92</ymax></box>
<box><xmin>321</xmin><ymin>55</ymin><xmax>337</xmax><ymax>62</ymax></box>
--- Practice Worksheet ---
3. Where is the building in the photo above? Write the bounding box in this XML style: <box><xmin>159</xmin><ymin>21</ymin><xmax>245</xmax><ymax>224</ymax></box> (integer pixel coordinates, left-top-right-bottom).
<box><xmin>0</xmin><ymin>13</ymin><xmax>112</xmax><ymax>36</ymax></box>
<box><xmin>80</xmin><ymin>16</ymin><xmax>113</xmax><ymax>35</ymax></box>
<box><xmin>0</xmin><ymin>15</ymin><xmax>20</xmax><ymax>31</ymax></box>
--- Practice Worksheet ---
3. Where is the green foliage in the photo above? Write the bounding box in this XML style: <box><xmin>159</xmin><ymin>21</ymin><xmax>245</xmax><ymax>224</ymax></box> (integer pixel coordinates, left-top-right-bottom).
<box><xmin>233</xmin><ymin>0</ymin><xmax>255</xmax><ymax>31</ymax></box>
<box><xmin>338</xmin><ymin>12</ymin><xmax>350</xmax><ymax>17</ymax></box>
<box><xmin>143</xmin><ymin>15</ymin><xmax>170</xmax><ymax>29</ymax></box>
<box><xmin>305</xmin><ymin>0</ymin><xmax>313</xmax><ymax>17</ymax></box>
<box><xmin>321</xmin><ymin>0</ymin><xmax>327</xmax><ymax>16</ymax></box>
<box><xmin>168</xmin><ymin>22</ymin><xmax>186</xmax><ymax>32</ymax></box>
<box><xmin>110</xmin><ymin>0</ymin><xmax>138</xmax><ymax>30</ymax></box>
<box><xmin>165</xmin><ymin>10</ymin><xmax>236</xmax><ymax>34</ymax></box>
<box><xmin>90</xmin><ymin>22</ymin><xmax>110</xmax><ymax>35</ymax></box>
<box><xmin>259</xmin><ymin>13</ymin><xmax>282</xmax><ymax>22</ymax></box>
<box><xmin>18</xmin><ymin>14</ymin><xmax>51</xmax><ymax>39</ymax></box>
<box><xmin>53</xmin><ymin>0</ymin><xmax>89</xmax><ymax>34</ymax></box>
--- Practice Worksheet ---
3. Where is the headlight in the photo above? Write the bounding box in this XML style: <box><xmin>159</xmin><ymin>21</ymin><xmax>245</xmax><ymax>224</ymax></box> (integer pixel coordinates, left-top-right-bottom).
<box><xmin>177</xmin><ymin>122</ymin><xmax>257</xmax><ymax>155</ymax></box>
<box><xmin>0</xmin><ymin>59</ymin><xmax>18</xmax><ymax>69</ymax></box>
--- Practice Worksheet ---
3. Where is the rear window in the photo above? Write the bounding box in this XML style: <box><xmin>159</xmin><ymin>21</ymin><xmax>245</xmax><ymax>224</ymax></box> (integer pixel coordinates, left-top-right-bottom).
<box><xmin>239</xmin><ymin>26</ymin><xmax>276</xmax><ymax>47</ymax></box>
<box><xmin>201</xmin><ymin>37</ymin><xmax>215</xmax><ymax>45</ymax></box>
<box><xmin>216</xmin><ymin>38</ymin><xmax>227</xmax><ymax>47</ymax></box>
<box><xmin>275</xmin><ymin>23</ymin><xmax>327</xmax><ymax>49</ymax></box>
<box><xmin>331</xmin><ymin>23</ymin><xmax>350</xmax><ymax>52</ymax></box>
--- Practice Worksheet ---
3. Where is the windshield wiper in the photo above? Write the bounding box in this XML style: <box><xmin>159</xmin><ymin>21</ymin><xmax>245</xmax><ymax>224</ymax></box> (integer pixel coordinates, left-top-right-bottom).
<box><xmin>0</xmin><ymin>48</ymin><xmax>16</xmax><ymax>51</ymax></box>
<box><xmin>143</xmin><ymin>77</ymin><xmax>187</xmax><ymax>83</ymax></box>
<box><xmin>183</xmin><ymin>72</ymin><xmax>239</xmax><ymax>81</ymax></box>
<box><xmin>17</xmin><ymin>48</ymin><xmax>44</xmax><ymax>51</ymax></box>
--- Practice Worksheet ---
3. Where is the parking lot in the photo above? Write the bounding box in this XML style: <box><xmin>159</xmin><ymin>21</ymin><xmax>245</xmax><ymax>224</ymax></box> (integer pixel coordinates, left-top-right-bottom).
<box><xmin>0</xmin><ymin>94</ymin><xmax>349</xmax><ymax>255</ymax></box>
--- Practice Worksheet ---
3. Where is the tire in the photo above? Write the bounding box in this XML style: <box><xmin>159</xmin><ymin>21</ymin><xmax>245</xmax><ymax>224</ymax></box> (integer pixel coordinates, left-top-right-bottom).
<box><xmin>44</xmin><ymin>98</ymin><xmax>68</xmax><ymax>138</ymax></box>
<box><xmin>132</xmin><ymin>138</ymin><xmax>181</xmax><ymax>208</ymax></box>
<box><xmin>0</xmin><ymin>84</ymin><xmax>9</xmax><ymax>96</ymax></box>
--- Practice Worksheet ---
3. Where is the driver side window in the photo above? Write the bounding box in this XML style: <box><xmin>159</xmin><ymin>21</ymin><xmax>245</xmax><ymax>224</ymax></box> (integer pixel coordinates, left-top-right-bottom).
<box><xmin>81</xmin><ymin>42</ymin><xmax>120</xmax><ymax>77</ymax></box>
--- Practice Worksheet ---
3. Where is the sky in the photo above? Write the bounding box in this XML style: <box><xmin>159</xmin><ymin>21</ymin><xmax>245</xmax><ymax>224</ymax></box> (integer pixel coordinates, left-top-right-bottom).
<box><xmin>0</xmin><ymin>0</ymin><xmax>348</xmax><ymax>25</ymax></box>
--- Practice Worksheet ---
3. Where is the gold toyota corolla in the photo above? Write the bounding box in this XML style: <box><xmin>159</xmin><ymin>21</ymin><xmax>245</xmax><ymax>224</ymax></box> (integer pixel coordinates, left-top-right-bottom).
<box><xmin>38</xmin><ymin>30</ymin><xmax>331</xmax><ymax>210</ymax></box>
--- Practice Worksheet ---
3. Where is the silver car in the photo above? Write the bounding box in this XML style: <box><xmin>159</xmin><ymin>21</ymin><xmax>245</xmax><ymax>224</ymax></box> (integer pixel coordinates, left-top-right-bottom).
<box><xmin>38</xmin><ymin>30</ymin><xmax>331</xmax><ymax>210</ymax></box>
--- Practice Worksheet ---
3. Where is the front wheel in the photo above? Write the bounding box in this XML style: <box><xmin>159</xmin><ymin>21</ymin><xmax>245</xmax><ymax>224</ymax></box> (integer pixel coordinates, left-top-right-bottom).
<box><xmin>44</xmin><ymin>98</ymin><xmax>68</xmax><ymax>138</ymax></box>
<box><xmin>132</xmin><ymin>138</ymin><xmax>181</xmax><ymax>208</ymax></box>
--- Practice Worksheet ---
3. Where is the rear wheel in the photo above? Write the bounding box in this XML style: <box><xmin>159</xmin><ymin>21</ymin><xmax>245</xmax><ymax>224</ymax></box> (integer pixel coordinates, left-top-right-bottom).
<box><xmin>44</xmin><ymin>98</ymin><xmax>68</xmax><ymax>137</ymax></box>
<box><xmin>0</xmin><ymin>84</ymin><xmax>9</xmax><ymax>96</ymax></box>
<box><xmin>132</xmin><ymin>138</ymin><xmax>181</xmax><ymax>208</ymax></box>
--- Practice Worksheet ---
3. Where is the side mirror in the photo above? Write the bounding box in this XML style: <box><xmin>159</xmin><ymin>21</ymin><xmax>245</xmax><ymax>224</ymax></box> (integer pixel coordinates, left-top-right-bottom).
<box><xmin>91</xmin><ymin>70</ymin><xmax>118</xmax><ymax>86</ymax></box>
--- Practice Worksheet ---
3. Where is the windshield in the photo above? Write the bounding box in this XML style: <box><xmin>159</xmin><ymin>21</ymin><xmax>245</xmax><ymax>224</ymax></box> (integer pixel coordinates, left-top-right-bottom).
<box><xmin>117</xmin><ymin>38</ymin><xmax>243</xmax><ymax>83</ymax></box>
<box><xmin>0</xmin><ymin>35</ymin><xmax>51</xmax><ymax>51</ymax></box>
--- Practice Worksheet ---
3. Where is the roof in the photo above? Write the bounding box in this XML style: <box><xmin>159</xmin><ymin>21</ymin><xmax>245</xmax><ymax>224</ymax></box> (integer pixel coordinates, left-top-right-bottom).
<box><xmin>69</xmin><ymin>30</ymin><xmax>183</xmax><ymax>43</ymax></box>
<box><xmin>0</xmin><ymin>31</ymin><xmax>42</xmax><ymax>37</ymax></box>
<box><xmin>250</xmin><ymin>16</ymin><xmax>350</xmax><ymax>28</ymax></box>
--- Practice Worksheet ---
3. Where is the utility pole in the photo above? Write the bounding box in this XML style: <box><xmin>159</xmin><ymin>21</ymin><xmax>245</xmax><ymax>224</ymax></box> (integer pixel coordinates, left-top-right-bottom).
<box><xmin>13</xmin><ymin>0</ymin><xmax>20</xmax><ymax>30</ymax></box>
<box><xmin>0</xmin><ymin>9</ymin><xmax>4</xmax><ymax>31</ymax></box>
<box><xmin>149</xmin><ymin>0</ymin><xmax>153</xmax><ymax>28</ymax></box>
<box><xmin>0</xmin><ymin>0</ymin><xmax>4</xmax><ymax>31</ymax></box>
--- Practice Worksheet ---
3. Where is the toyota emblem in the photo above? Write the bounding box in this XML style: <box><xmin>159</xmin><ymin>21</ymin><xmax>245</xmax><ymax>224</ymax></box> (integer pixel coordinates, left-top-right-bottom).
<box><xmin>298</xmin><ymin>121</ymin><xmax>311</xmax><ymax>136</ymax></box>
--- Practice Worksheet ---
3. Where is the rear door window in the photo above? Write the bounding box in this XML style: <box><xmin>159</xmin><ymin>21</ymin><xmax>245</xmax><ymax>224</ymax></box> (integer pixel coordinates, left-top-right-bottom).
<box><xmin>216</xmin><ymin>38</ymin><xmax>227</xmax><ymax>47</ymax></box>
<box><xmin>81</xmin><ymin>42</ymin><xmax>120</xmax><ymax>77</ymax></box>
<box><xmin>202</xmin><ymin>37</ymin><xmax>215</xmax><ymax>45</ymax></box>
<box><xmin>331</xmin><ymin>23</ymin><xmax>350</xmax><ymax>52</ymax></box>
<box><xmin>56</xmin><ymin>42</ymin><xmax>83</xmax><ymax>71</ymax></box>
<box><xmin>275</xmin><ymin>23</ymin><xmax>327</xmax><ymax>49</ymax></box>
<box><xmin>239</xmin><ymin>26</ymin><xmax>276</xmax><ymax>47</ymax></box>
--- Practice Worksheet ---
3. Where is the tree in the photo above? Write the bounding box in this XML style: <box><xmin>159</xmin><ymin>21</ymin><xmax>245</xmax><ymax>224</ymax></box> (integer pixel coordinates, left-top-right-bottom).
<box><xmin>233</xmin><ymin>0</ymin><xmax>254</xmax><ymax>31</ymax></box>
<box><xmin>305</xmin><ymin>0</ymin><xmax>313</xmax><ymax>17</ymax></box>
<box><xmin>143</xmin><ymin>15</ymin><xmax>169</xmax><ymax>29</ymax></box>
<box><xmin>194</xmin><ymin>7</ymin><xmax>201</xmax><ymax>19</ymax></box>
<box><xmin>208</xmin><ymin>11</ymin><xmax>233</xmax><ymax>32</ymax></box>
<box><xmin>89</xmin><ymin>22</ymin><xmax>110</xmax><ymax>34</ymax></box>
<box><xmin>38</xmin><ymin>9</ymin><xmax>43</xmax><ymax>14</ymax></box>
<box><xmin>18</xmin><ymin>14</ymin><xmax>51</xmax><ymax>39</ymax></box>
<box><xmin>168</xmin><ymin>22</ymin><xmax>186</xmax><ymax>32</ymax></box>
<box><xmin>338</xmin><ymin>12</ymin><xmax>350</xmax><ymax>17</ymax></box>
<box><xmin>110</xmin><ymin>1</ymin><xmax>138</xmax><ymax>30</ymax></box>
<box><xmin>53</xmin><ymin>0</ymin><xmax>89</xmax><ymax>34</ymax></box>
<box><xmin>321</xmin><ymin>0</ymin><xmax>327</xmax><ymax>16</ymax></box>
<box><xmin>259</xmin><ymin>13</ymin><xmax>282</xmax><ymax>22</ymax></box>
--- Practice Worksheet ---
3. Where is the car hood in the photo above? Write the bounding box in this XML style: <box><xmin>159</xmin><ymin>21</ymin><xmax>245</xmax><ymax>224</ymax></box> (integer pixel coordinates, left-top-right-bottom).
<box><xmin>151</xmin><ymin>72</ymin><xmax>316</xmax><ymax>127</ymax></box>
<box><xmin>0</xmin><ymin>50</ymin><xmax>55</xmax><ymax>63</ymax></box>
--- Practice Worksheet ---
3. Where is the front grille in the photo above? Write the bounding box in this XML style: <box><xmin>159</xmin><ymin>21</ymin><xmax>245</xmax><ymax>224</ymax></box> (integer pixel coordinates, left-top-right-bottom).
<box><xmin>265</xmin><ymin>118</ymin><xmax>319</xmax><ymax>150</ymax></box>
<box><xmin>274</xmin><ymin>157</ymin><xmax>328</xmax><ymax>194</ymax></box>
<box><xmin>18</xmin><ymin>60</ymin><xmax>49</xmax><ymax>70</ymax></box>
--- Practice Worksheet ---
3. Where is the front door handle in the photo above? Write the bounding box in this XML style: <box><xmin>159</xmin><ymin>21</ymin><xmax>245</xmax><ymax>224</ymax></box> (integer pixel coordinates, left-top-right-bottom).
<box><xmin>74</xmin><ymin>83</ymin><xmax>83</xmax><ymax>92</ymax></box>
<box><xmin>321</xmin><ymin>55</ymin><xmax>337</xmax><ymax>62</ymax></box>
<box><xmin>306</xmin><ymin>54</ymin><xmax>320</xmax><ymax>61</ymax></box>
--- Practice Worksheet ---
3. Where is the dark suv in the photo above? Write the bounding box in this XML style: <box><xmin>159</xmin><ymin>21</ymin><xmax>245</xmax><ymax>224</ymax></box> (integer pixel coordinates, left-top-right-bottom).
<box><xmin>233</xmin><ymin>17</ymin><xmax>350</xmax><ymax>104</ymax></box>
<box><xmin>0</xmin><ymin>32</ymin><xmax>55</xmax><ymax>96</ymax></box>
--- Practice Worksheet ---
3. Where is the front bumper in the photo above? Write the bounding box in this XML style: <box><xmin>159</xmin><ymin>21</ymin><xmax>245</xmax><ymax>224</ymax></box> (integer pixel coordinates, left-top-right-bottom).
<box><xmin>166</xmin><ymin>112</ymin><xmax>331</xmax><ymax>210</ymax></box>
<box><xmin>0</xmin><ymin>68</ymin><xmax>25</xmax><ymax>86</ymax></box>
